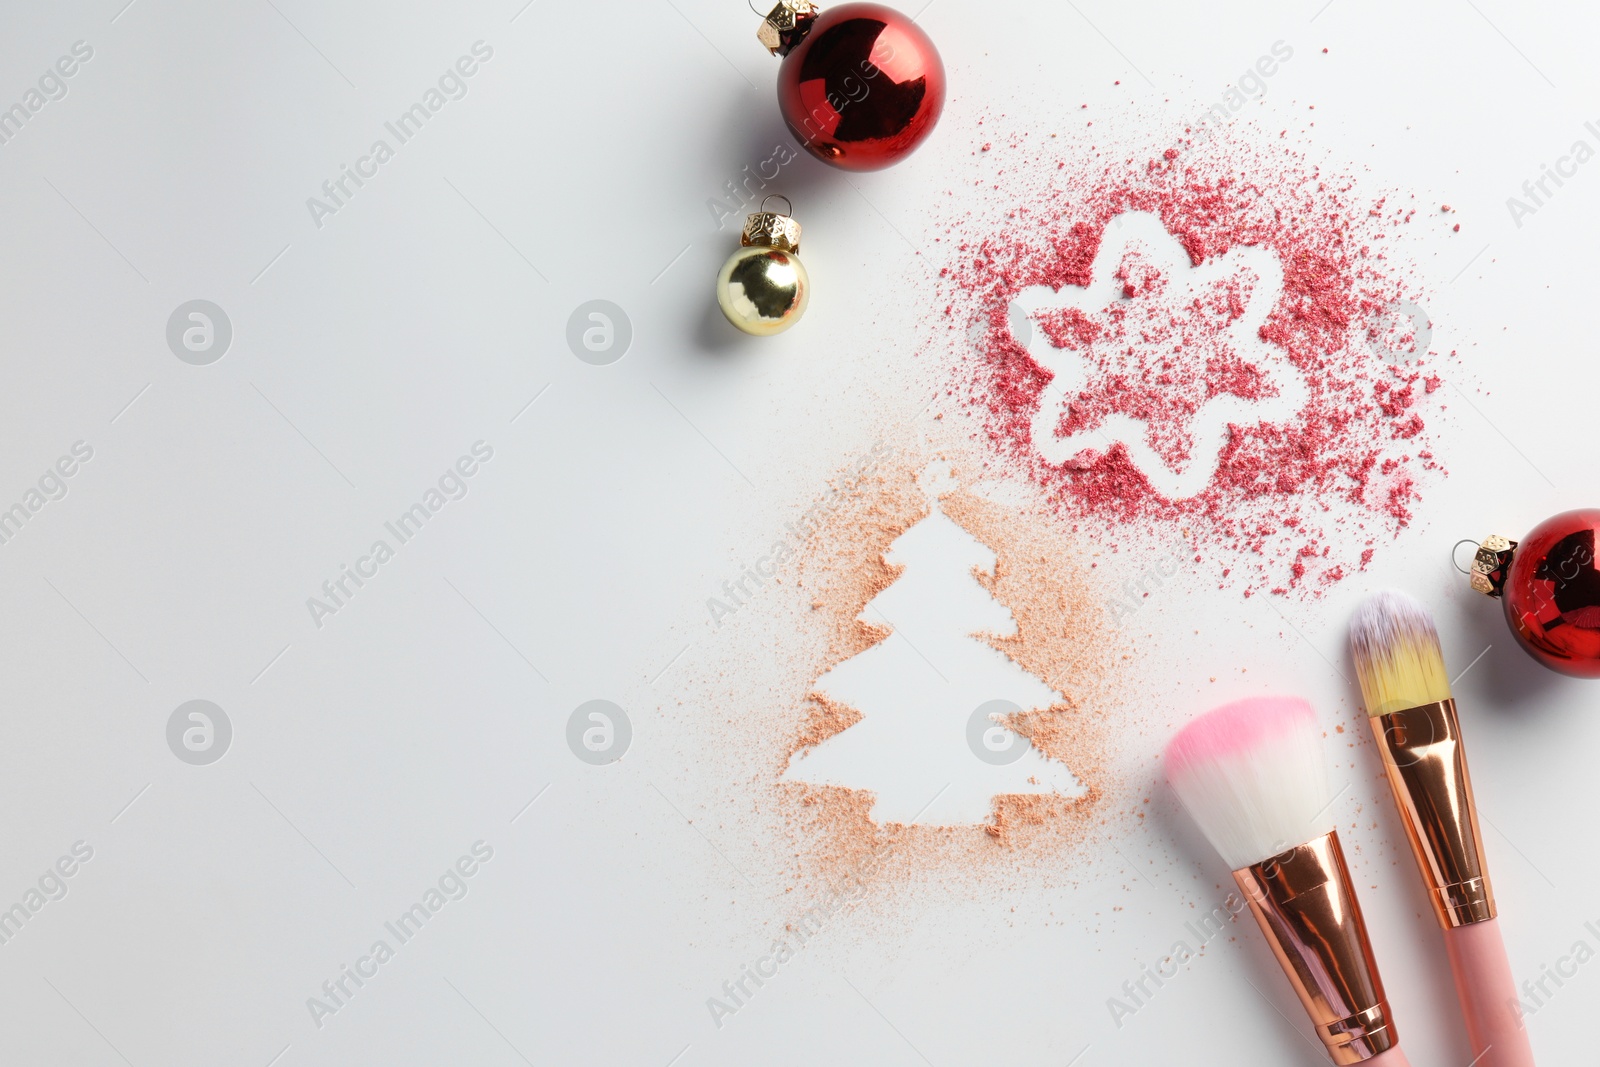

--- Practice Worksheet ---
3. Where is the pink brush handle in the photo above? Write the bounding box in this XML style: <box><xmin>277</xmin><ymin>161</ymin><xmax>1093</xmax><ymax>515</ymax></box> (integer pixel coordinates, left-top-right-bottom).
<box><xmin>1443</xmin><ymin>918</ymin><xmax>1537</xmax><ymax>1066</ymax></box>
<box><xmin>1366</xmin><ymin>1047</ymin><xmax>1411</xmax><ymax>1067</ymax></box>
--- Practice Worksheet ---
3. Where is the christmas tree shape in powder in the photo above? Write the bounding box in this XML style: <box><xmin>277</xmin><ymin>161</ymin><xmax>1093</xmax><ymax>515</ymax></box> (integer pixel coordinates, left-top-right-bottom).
<box><xmin>785</xmin><ymin>464</ymin><xmax>1084</xmax><ymax>824</ymax></box>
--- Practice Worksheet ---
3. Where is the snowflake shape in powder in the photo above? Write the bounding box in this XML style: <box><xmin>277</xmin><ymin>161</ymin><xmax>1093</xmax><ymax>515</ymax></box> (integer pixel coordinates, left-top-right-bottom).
<box><xmin>1009</xmin><ymin>211</ymin><xmax>1308</xmax><ymax>500</ymax></box>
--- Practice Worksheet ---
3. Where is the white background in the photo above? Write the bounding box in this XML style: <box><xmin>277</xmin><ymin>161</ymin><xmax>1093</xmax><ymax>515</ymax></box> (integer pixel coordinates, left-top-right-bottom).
<box><xmin>1</xmin><ymin>0</ymin><xmax>1598</xmax><ymax>1064</ymax></box>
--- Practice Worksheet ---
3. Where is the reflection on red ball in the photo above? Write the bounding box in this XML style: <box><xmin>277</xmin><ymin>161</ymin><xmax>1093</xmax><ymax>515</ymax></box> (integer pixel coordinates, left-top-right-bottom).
<box><xmin>776</xmin><ymin>3</ymin><xmax>945</xmax><ymax>171</ymax></box>
<box><xmin>1503</xmin><ymin>508</ymin><xmax>1600</xmax><ymax>678</ymax></box>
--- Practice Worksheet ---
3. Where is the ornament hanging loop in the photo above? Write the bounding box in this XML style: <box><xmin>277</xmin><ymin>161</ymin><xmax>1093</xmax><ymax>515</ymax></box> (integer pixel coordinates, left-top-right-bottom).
<box><xmin>760</xmin><ymin>194</ymin><xmax>793</xmax><ymax>217</ymax></box>
<box><xmin>1451</xmin><ymin>539</ymin><xmax>1480</xmax><ymax>576</ymax></box>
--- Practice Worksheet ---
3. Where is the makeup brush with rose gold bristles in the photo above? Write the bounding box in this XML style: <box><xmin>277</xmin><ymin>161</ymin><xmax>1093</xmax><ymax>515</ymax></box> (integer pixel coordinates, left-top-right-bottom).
<box><xmin>1165</xmin><ymin>696</ymin><xmax>1411</xmax><ymax>1065</ymax></box>
<box><xmin>1350</xmin><ymin>590</ymin><xmax>1537</xmax><ymax>1067</ymax></box>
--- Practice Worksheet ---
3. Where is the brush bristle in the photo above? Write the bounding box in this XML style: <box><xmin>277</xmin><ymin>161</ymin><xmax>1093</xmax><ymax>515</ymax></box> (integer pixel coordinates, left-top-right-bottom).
<box><xmin>1349</xmin><ymin>589</ymin><xmax>1452</xmax><ymax>716</ymax></box>
<box><xmin>1164</xmin><ymin>696</ymin><xmax>1333</xmax><ymax>870</ymax></box>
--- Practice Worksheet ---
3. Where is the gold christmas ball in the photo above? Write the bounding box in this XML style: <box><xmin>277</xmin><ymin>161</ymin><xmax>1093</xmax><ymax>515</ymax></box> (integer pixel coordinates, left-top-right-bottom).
<box><xmin>716</xmin><ymin>246</ymin><xmax>808</xmax><ymax>336</ymax></box>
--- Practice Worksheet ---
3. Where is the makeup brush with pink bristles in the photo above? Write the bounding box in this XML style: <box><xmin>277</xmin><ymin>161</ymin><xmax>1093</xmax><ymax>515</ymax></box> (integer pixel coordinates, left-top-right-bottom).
<box><xmin>1165</xmin><ymin>696</ymin><xmax>1411</xmax><ymax>1066</ymax></box>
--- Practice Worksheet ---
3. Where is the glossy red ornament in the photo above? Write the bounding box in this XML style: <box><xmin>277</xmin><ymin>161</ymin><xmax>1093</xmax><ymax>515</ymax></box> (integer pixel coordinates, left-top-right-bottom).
<box><xmin>771</xmin><ymin>3</ymin><xmax>944</xmax><ymax>171</ymax></box>
<box><xmin>1471</xmin><ymin>508</ymin><xmax>1600</xmax><ymax>678</ymax></box>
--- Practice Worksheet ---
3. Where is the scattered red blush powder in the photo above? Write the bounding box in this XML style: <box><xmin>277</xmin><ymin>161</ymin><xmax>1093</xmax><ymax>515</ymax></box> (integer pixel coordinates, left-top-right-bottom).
<box><xmin>932</xmin><ymin>113</ymin><xmax>1447</xmax><ymax>595</ymax></box>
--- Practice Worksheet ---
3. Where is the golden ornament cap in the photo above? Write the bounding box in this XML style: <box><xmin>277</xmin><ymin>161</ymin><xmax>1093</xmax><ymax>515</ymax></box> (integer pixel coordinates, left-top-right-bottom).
<box><xmin>740</xmin><ymin>195</ymin><xmax>801</xmax><ymax>253</ymax></box>
<box><xmin>1469</xmin><ymin>534</ymin><xmax>1517</xmax><ymax>597</ymax></box>
<box><xmin>757</xmin><ymin>0</ymin><xmax>819</xmax><ymax>57</ymax></box>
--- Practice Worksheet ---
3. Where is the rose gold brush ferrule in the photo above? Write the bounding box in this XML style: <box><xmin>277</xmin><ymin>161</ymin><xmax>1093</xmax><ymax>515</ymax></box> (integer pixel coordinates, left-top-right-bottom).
<box><xmin>1371</xmin><ymin>699</ymin><xmax>1495</xmax><ymax>928</ymax></box>
<box><xmin>1234</xmin><ymin>831</ymin><xmax>1399</xmax><ymax>1064</ymax></box>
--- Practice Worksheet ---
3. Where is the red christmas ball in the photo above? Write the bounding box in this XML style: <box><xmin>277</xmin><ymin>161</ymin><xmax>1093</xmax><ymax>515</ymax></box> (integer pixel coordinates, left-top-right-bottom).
<box><xmin>1486</xmin><ymin>509</ymin><xmax>1600</xmax><ymax>678</ymax></box>
<box><xmin>775</xmin><ymin>3</ymin><xmax>945</xmax><ymax>171</ymax></box>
